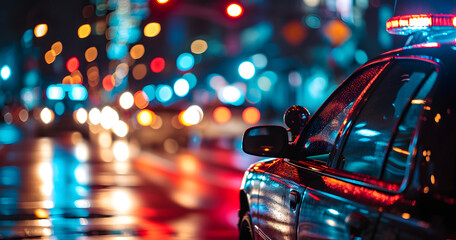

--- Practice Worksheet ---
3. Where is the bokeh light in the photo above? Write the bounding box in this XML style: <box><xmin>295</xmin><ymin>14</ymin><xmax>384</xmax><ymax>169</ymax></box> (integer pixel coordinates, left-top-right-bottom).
<box><xmin>45</xmin><ymin>51</ymin><xmax>56</xmax><ymax>64</ymax></box>
<box><xmin>226</xmin><ymin>3</ymin><xmax>243</xmax><ymax>18</ymax></box>
<box><xmin>176</xmin><ymin>53</ymin><xmax>195</xmax><ymax>71</ymax></box>
<box><xmin>144</xmin><ymin>22</ymin><xmax>161</xmax><ymax>37</ymax></box>
<box><xmin>75</xmin><ymin>108</ymin><xmax>88</xmax><ymax>124</ymax></box>
<box><xmin>1</xmin><ymin>65</ymin><xmax>11</xmax><ymax>80</ymax></box>
<box><xmin>132</xmin><ymin>64</ymin><xmax>147</xmax><ymax>80</ymax></box>
<box><xmin>156</xmin><ymin>85</ymin><xmax>173</xmax><ymax>103</ymax></box>
<box><xmin>213</xmin><ymin>106</ymin><xmax>231</xmax><ymax>124</ymax></box>
<box><xmin>156</xmin><ymin>0</ymin><xmax>169</xmax><ymax>4</ymax></box>
<box><xmin>142</xmin><ymin>85</ymin><xmax>156</xmax><ymax>101</ymax></box>
<box><xmin>238</xmin><ymin>61</ymin><xmax>255</xmax><ymax>79</ymax></box>
<box><xmin>251</xmin><ymin>54</ymin><xmax>267</xmax><ymax>69</ymax></box>
<box><xmin>137</xmin><ymin>109</ymin><xmax>156</xmax><ymax>126</ymax></box>
<box><xmin>119</xmin><ymin>92</ymin><xmax>134</xmax><ymax>110</ymax></box>
<box><xmin>130</xmin><ymin>44</ymin><xmax>145</xmax><ymax>59</ymax></box>
<box><xmin>78</xmin><ymin>24</ymin><xmax>91</xmax><ymax>38</ymax></box>
<box><xmin>218</xmin><ymin>85</ymin><xmax>244</xmax><ymax>106</ymax></box>
<box><xmin>102</xmin><ymin>75</ymin><xmax>115</xmax><ymax>91</ymax></box>
<box><xmin>134</xmin><ymin>90</ymin><xmax>149</xmax><ymax>109</ymax></box>
<box><xmin>190</xmin><ymin>39</ymin><xmax>208</xmax><ymax>54</ymax></box>
<box><xmin>51</xmin><ymin>42</ymin><xmax>63</xmax><ymax>56</ymax></box>
<box><xmin>208</xmin><ymin>74</ymin><xmax>227</xmax><ymax>90</ymax></box>
<box><xmin>242</xmin><ymin>107</ymin><xmax>260</xmax><ymax>124</ymax></box>
<box><xmin>46</xmin><ymin>85</ymin><xmax>64</xmax><ymax>100</ymax></box>
<box><xmin>183</xmin><ymin>73</ymin><xmax>197</xmax><ymax>89</ymax></box>
<box><xmin>66</xmin><ymin>57</ymin><xmax>79</xmax><ymax>73</ymax></box>
<box><xmin>180</xmin><ymin>105</ymin><xmax>204</xmax><ymax>126</ymax></box>
<box><xmin>174</xmin><ymin>78</ymin><xmax>190</xmax><ymax>97</ymax></box>
<box><xmin>34</xmin><ymin>24</ymin><xmax>48</xmax><ymax>38</ymax></box>
<box><xmin>85</xmin><ymin>47</ymin><xmax>98</xmax><ymax>62</ymax></box>
<box><xmin>150</xmin><ymin>57</ymin><xmax>165</xmax><ymax>73</ymax></box>
<box><xmin>112</xmin><ymin>120</ymin><xmax>128</xmax><ymax>137</ymax></box>
<box><xmin>40</xmin><ymin>108</ymin><xmax>54</xmax><ymax>124</ymax></box>
<box><xmin>100</xmin><ymin>106</ymin><xmax>119</xmax><ymax>130</ymax></box>
<box><xmin>89</xmin><ymin>108</ymin><xmax>101</xmax><ymax>125</ymax></box>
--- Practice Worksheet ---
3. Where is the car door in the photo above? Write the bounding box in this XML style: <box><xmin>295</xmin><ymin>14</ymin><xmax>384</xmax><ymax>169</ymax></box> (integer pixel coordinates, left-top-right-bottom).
<box><xmin>296</xmin><ymin>59</ymin><xmax>438</xmax><ymax>239</ymax></box>
<box><xmin>254</xmin><ymin>60</ymin><xmax>390</xmax><ymax>240</ymax></box>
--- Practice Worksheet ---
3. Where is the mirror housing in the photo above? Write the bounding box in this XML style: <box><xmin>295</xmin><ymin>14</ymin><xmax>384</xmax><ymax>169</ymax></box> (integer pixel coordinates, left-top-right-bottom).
<box><xmin>242</xmin><ymin>125</ymin><xmax>290</xmax><ymax>158</ymax></box>
<box><xmin>283</xmin><ymin>105</ymin><xmax>310</xmax><ymax>140</ymax></box>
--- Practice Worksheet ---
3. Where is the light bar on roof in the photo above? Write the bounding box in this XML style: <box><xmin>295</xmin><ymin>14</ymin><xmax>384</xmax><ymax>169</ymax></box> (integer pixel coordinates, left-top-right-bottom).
<box><xmin>386</xmin><ymin>14</ymin><xmax>456</xmax><ymax>35</ymax></box>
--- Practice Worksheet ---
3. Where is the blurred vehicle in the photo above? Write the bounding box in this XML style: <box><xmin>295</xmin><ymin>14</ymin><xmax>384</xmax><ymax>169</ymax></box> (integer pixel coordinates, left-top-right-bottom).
<box><xmin>239</xmin><ymin>14</ymin><xmax>456</xmax><ymax>240</ymax></box>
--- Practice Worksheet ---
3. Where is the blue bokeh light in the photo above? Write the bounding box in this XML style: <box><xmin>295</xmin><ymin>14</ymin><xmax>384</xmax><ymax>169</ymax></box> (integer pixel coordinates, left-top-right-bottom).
<box><xmin>0</xmin><ymin>124</ymin><xmax>22</xmax><ymax>145</ymax></box>
<box><xmin>68</xmin><ymin>85</ymin><xmax>88</xmax><ymax>101</ymax></box>
<box><xmin>143</xmin><ymin>85</ymin><xmax>156</xmax><ymax>101</ymax></box>
<box><xmin>55</xmin><ymin>102</ymin><xmax>65</xmax><ymax>116</ymax></box>
<box><xmin>176</xmin><ymin>53</ymin><xmax>195</xmax><ymax>71</ymax></box>
<box><xmin>1</xmin><ymin>65</ymin><xmax>11</xmax><ymax>80</ymax></box>
<box><xmin>47</xmin><ymin>85</ymin><xmax>65</xmax><ymax>100</ymax></box>
<box><xmin>156</xmin><ymin>85</ymin><xmax>173</xmax><ymax>102</ymax></box>
<box><xmin>183</xmin><ymin>73</ymin><xmax>197</xmax><ymax>89</ymax></box>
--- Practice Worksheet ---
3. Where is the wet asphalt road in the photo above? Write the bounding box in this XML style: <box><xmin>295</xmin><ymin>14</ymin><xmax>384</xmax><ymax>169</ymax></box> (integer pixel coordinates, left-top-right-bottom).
<box><xmin>0</xmin><ymin>133</ymin><xmax>260</xmax><ymax>239</ymax></box>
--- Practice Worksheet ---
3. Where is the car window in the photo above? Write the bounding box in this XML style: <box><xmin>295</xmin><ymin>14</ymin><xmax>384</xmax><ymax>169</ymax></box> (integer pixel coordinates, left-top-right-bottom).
<box><xmin>299</xmin><ymin>62</ymin><xmax>388</xmax><ymax>161</ymax></box>
<box><xmin>339</xmin><ymin>60</ymin><xmax>437</xmax><ymax>179</ymax></box>
<box><xmin>383</xmin><ymin>71</ymin><xmax>437</xmax><ymax>183</ymax></box>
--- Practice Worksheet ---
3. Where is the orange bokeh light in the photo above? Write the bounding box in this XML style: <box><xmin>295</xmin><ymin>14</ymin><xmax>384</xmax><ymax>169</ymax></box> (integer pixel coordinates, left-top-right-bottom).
<box><xmin>134</xmin><ymin>90</ymin><xmax>149</xmax><ymax>109</ymax></box>
<box><xmin>242</xmin><ymin>107</ymin><xmax>260</xmax><ymax>124</ymax></box>
<box><xmin>213</xmin><ymin>106</ymin><xmax>231</xmax><ymax>124</ymax></box>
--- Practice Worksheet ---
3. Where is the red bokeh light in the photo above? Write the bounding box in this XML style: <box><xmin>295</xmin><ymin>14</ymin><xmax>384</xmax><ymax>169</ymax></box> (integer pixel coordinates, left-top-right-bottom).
<box><xmin>150</xmin><ymin>57</ymin><xmax>165</xmax><ymax>73</ymax></box>
<box><xmin>66</xmin><ymin>57</ymin><xmax>79</xmax><ymax>73</ymax></box>
<box><xmin>102</xmin><ymin>75</ymin><xmax>115</xmax><ymax>91</ymax></box>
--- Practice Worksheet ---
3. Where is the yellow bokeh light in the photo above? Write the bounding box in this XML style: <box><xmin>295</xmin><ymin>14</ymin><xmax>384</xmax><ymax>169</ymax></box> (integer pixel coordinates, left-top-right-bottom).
<box><xmin>34</xmin><ymin>24</ymin><xmax>48</xmax><ymax>38</ymax></box>
<box><xmin>130</xmin><ymin>44</ymin><xmax>145</xmax><ymax>59</ymax></box>
<box><xmin>85</xmin><ymin>47</ymin><xmax>98</xmax><ymax>62</ymax></box>
<box><xmin>78</xmin><ymin>24</ymin><xmax>91</xmax><ymax>38</ymax></box>
<box><xmin>191</xmin><ymin>39</ymin><xmax>208</xmax><ymax>54</ymax></box>
<box><xmin>144</xmin><ymin>22</ymin><xmax>161</xmax><ymax>37</ymax></box>
<box><xmin>44</xmin><ymin>50</ymin><xmax>56</xmax><ymax>64</ymax></box>
<box><xmin>51</xmin><ymin>42</ymin><xmax>63</xmax><ymax>56</ymax></box>
<box><xmin>137</xmin><ymin>109</ymin><xmax>156</xmax><ymax>126</ymax></box>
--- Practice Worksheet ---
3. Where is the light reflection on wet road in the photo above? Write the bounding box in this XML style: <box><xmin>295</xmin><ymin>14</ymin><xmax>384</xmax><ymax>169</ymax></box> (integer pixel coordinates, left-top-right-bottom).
<box><xmin>0</xmin><ymin>133</ymin><xmax>260</xmax><ymax>239</ymax></box>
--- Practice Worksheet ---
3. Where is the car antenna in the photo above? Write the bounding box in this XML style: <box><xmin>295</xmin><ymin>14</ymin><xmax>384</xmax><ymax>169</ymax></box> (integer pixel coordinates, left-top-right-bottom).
<box><xmin>393</xmin><ymin>0</ymin><xmax>397</xmax><ymax>16</ymax></box>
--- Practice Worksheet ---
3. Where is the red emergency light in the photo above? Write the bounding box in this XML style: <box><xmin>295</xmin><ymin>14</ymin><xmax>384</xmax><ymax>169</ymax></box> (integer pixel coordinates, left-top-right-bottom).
<box><xmin>386</xmin><ymin>14</ymin><xmax>456</xmax><ymax>35</ymax></box>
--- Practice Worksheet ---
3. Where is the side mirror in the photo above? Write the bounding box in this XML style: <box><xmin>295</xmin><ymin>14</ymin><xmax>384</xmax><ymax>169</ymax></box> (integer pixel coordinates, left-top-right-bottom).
<box><xmin>283</xmin><ymin>105</ymin><xmax>310</xmax><ymax>140</ymax></box>
<box><xmin>242</xmin><ymin>125</ymin><xmax>289</xmax><ymax>157</ymax></box>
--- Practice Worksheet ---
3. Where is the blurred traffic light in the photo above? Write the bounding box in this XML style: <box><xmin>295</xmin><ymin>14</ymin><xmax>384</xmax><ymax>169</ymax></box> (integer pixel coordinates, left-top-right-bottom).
<box><xmin>226</xmin><ymin>3</ymin><xmax>243</xmax><ymax>18</ymax></box>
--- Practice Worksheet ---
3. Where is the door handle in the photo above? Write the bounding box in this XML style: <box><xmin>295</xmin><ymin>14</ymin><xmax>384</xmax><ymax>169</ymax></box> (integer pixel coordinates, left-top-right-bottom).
<box><xmin>345</xmin><ymin>212</ymin><xmax>369</xmax><ymax>239</ymax></box>
<box><xmin>289</xmin><ymin>190</ymin><xmax>300</xmax><ymax>211</ymax></box>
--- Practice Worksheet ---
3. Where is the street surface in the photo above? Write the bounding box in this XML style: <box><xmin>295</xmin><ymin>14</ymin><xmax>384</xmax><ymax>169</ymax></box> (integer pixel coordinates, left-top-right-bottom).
<box><xmin>0</xmin><ymin>132</ymin><xmax>261</xmax><ymax>239</ymax></box>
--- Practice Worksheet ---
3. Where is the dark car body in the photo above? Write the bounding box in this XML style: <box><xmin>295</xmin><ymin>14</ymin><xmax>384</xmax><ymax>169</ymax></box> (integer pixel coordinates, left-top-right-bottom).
<box><xmin>239</xmin><ymin>41</ymin><xmax>456</xmax><ymax>239</ymax></box>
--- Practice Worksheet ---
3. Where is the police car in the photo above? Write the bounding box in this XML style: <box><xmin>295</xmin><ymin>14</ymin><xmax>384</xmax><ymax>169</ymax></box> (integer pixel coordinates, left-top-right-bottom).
<box><xmin>239</xmin><ymin>14</ymin><xmax>456</xmax><ymax>240</ymax></box>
